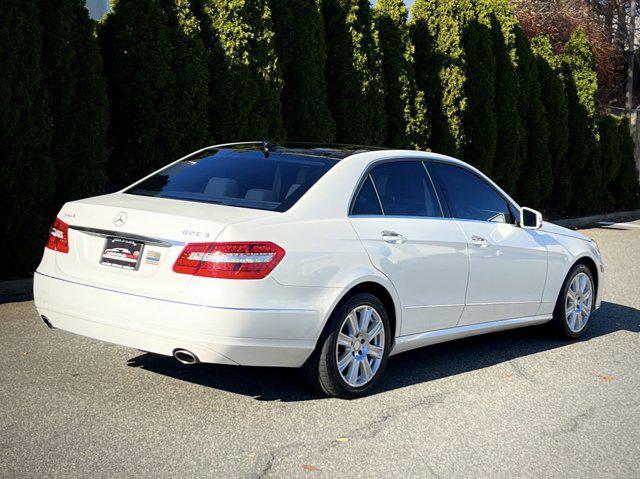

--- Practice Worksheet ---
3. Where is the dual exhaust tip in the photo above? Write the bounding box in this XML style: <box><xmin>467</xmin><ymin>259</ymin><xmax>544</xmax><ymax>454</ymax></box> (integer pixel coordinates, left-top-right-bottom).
<box><xmin>173</xmin><ymin>348</ymin><xmax>199</xmax><ymax>365</ymax></box>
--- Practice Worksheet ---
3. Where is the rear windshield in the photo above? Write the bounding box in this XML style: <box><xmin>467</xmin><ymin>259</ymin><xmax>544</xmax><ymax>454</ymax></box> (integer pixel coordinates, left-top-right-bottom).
<box><xmin>126</xmin><ymin>149</ymin><xmax>339</xmax><ymax>212</ymax></box>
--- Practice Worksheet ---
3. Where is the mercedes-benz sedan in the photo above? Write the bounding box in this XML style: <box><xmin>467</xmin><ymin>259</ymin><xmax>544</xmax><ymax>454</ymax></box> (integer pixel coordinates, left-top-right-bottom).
<box><xmin>34</xmin><ymin>142</ymin><xmax>603</xmax><ymax>398</ymax></box>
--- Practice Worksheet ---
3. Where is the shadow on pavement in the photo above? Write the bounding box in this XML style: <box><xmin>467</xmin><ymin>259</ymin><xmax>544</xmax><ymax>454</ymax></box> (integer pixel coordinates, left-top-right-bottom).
<box><xmin>126</xmin><ymin>301</ymin><xmax>640</xmax><ymax>401</ymax></box>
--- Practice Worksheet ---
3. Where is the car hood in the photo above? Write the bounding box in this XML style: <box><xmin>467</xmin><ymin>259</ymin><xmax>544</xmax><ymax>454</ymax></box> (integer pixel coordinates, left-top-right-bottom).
<box><xmin>540</xmin><ymin>221</ymin><xmax>591</xmax><ymax>242</ymax></box>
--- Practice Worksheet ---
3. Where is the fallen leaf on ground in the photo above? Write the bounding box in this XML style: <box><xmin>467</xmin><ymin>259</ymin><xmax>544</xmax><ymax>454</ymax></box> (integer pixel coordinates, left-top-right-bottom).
<box><xmin>302</xmin><ymin>465</ymin><xmax>320</xmax><ymax>471</ymax></box>
<box><xmin>598</xmin><ymin>375</ymin><xmax>615</xmax><ymax>381</ymax></box>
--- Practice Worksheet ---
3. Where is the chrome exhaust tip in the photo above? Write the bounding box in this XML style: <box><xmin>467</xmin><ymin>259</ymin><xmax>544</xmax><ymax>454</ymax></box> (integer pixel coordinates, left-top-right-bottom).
<box><xmin>41</xmin><ymin>315</ymin><xmax>54</xmax><ymax>329</ymax></box>
<box><xmin>173</xmin><ymin>349</ymin><xmax>199</xmax><ymax>365</ymax></box>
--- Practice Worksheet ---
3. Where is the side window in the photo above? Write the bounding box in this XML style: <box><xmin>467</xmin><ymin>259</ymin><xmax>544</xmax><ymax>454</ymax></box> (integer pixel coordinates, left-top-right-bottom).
<box><xmin>428</xmin><ymin>162</ymin><xmax>512</xmax><ymax>223</ymax></box>
<box><xmin>351</xmin><ymin>176</ymin><xmax>383</xmax><ymax>215</ymax></box>
<box><xmin>369</xmin><ymin>161</ymin><xmax>441</xmax><ymax>217</ymax></box>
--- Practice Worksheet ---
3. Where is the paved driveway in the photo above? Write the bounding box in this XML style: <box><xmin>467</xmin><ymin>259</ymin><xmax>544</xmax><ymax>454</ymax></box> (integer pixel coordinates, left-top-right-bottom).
<box><xmin>1</xmin><ymin>221</ymin><xmax>639</xmax><ymax>478</ymax></box>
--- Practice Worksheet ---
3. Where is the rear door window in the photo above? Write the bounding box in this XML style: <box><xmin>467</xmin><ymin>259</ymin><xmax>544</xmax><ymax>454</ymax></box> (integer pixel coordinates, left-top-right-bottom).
<box><xmin>126</xmin><ymin>149</ymin><xmax>338</xmax><ymax>212</ymax></box>
<box><xmin>369</xmin><ymin>161</ymin><xmax>442</xmax><ymax>217</ymax></box>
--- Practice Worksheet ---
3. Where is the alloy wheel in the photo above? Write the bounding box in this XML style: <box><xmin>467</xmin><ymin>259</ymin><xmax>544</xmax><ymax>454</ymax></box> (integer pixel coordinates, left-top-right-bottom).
<box><xmin>565</xmin><ymin>272</ymin><xmax>593</xmax><ymax>333</ymax></box>
<box><xmin>335</xmin><ymin>305</ymin><xmax>385</xmax><ymax>387</ymax></box>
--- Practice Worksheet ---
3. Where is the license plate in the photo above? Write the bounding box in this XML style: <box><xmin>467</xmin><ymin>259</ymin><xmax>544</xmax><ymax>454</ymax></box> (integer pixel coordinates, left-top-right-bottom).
<box><xmin>100</xmin><ymin>237</ymin><xmax>144</xmax><ymax>271</ymax></box>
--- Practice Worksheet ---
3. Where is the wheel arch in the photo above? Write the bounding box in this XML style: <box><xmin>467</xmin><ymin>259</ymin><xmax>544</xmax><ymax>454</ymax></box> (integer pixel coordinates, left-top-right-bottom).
<box><xmin>573</xmin><ymin>255</ymin><xmax>600</xmax><ymax>302</ymax></box>
<box><xmin>313</xmin><ymin>277</ymin><xmax>401</xmax><ymax>354</ymax></box>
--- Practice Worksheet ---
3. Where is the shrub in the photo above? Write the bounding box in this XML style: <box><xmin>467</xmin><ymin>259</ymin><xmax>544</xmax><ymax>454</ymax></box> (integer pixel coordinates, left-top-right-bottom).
<box><xmin>270</xmin><ymin>0</ymin><xmax>335</xmax><ymax>142</ymax></box>
<box><xmin>562</xmin><ymin>28</ymin><xmax>601</xmax><ymax>214</ymax></box>
<box><xmin>530</xmin><ymin>34</ymin><xmax>569</xmax><ymax>212</ymax></box>
<box><xmin>374</xmin><ymin>0</ymin><xmax>429</xmax><ymax>149</ymax></box>
<box><xmin>513</xmin><ymin>27</ymin><xmax>551</xmax><ymax>208</ymax></box>
<box><xmin>322</xmin><ymin>0</ymin><xmax>386</xmax><ymax>145</ymax></box>
<box><xmin>40</xmin><ymin>0</ymin><xmax>108</xmax><ymax>206</ymax></box>
<box><xmin>0</xmin><ymin>0</ymin><xmax>54</xmax><ymax>278</ymax></box>
<box><xmin>194</xmin><ymin>0</ymin><xmax>285</xmax><ymax>142</ymax></box>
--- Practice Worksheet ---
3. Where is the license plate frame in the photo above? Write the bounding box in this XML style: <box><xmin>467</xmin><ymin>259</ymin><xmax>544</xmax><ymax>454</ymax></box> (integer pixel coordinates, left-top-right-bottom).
<box><xmin>100</xmin><ymin>237</ymin><xmax>144</xmax><ymax>271</ymax></box>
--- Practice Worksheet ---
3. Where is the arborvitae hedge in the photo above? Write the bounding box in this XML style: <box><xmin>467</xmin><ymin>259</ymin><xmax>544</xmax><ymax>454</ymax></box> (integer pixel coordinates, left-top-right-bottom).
<box><xmin>270</xmin><ymin>0</ymin><xmax>335</xmax><ymax>142</ymax></box>
<box><xmin>514</xmin><ymin>27</ymin><xmax>552</xmax><ymax>208</ymax></box>
<box><xmin>322</xmin><ymin>0</ymin><xmax>386</xmax><ymax>145</ymax></box>
<box><xmin>99</xmin><ymin>0</ymin><xmax>182</xmax><ymax>188</ymax></box>
<box><xmin>483</xmin><ymin>6</ymin><xmax>522</xmax><ymax>196</ymax></box>
<box><xmin>40</xmin><ymin>0</ymin><xmax>108</xmax><ymax>206</ymax></box>
<box><xmin>562</xmin><ymin>28</ymin><xmax>602</xmax><ymax>214</ymax></box>
<box><xmin>194</xmin><ymin>0</ymin><xmax>285</xmax><ymax>142</ymax></box>
<box><xmin>159</xmin><ymin>0</ymin><xmax>211</xmax><ymax>154</ymax></box>
<box><xmin>610</xmin><ymin>119</ymin><xmax>640</xmax><ymax>210</ymax></box>
<box><xmin>411</xmin><ymin>0</ymin><xmax>455</xmax><ymax>155</ymax></box>
<box><xmin>531</xmin><ymin>35</ymin><xmax>569</xmax><ymax>212</ymax></box>
<box><xmin>411</xmin><ymin>0</ymin><xmax>496</xmax><ymax>173</ymax></box>
<box><xmin>1</xmin><ymin>0</ymin><xmax>55</xmax><ymax>278</ymax></box>
<box><xmin>374</xmin><ymin>0</ymin><xmax>429</xmax><ymax>149</ymax></box>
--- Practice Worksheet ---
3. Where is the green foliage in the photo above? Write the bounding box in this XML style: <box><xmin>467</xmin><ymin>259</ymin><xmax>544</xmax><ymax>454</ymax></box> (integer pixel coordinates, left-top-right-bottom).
<box><xmin>159</xmin><ymin>0</ymin><xmax>211</xmax><ymax>153</ymax></box>
<box><xmin>562</xmin><ymin>28</ymin><xmax>601</xmax><ymax>214</ymax></box>
<box><xmin>321</xmin><ymin>0</ymin><xmax>386</xmax><ymax>145</ymax></box>
<box><xmin>374</xmin><ymin>0</ymin><xmax>429</xmax><ymax>149</ymax></box>
<box><xmin>411</xmin><ymin>0</ymin><xmax>454</xmax><ymax>154</ymax></box>
<box><xmin>411</xmin><ymin>0</ymin><xmax>496</xmax><ymax>173</ymax></box>
<box><xmin>40</xmin><ymin>0</ymin><xmax>108</xmax><ymax>206</ymax></box>
<box><xmin>530</xmin><ymin>35</ymin><xmax>569</xmax><ymax>212</ymax></box>
<box><xmin>99</xmin><ymin>0</ymin><xmax>181</xmax><ymax>188</ymax></box>
<box><xmin>194</xmin><ymin>0</ymin><xmax>285</xmax><ymax>142</ymax></box>
<box><xmin>0</xmin><ymin>0</ymin><xmax>54</xmax><ymax>278</ymax></box>
<box><xmin>601</xmin><ymin>116</ymin><xmax>640</xmax><ymax>210</ymax></box>
<box><xmin>514</xmin><ymin>27</ymin><xmax>551</xmax><ymax>207</ymax></box>
<box><xmin>270</xmin><ymin>0</ymin><xmax>335</xmax><ymax>142</ymax></box>
<box><xmin>483</xmin><ymin>11</ymin><xmax>521</xmax><ymax>196</ymax></box>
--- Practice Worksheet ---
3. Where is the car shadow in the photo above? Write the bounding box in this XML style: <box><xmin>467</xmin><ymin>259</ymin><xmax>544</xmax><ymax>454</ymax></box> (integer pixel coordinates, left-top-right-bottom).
<box><xmin>126</xmin><ymin>301</ymin><xmax>640</xmax><ymax>401</ymax></box>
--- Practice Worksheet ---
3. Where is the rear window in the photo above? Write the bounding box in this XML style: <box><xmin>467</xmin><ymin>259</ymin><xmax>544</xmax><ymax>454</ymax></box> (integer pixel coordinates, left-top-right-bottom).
<box><xmin>126</xmin><ymin>149</ymin><xmax>338</xmax><ymax>212</ymax></box>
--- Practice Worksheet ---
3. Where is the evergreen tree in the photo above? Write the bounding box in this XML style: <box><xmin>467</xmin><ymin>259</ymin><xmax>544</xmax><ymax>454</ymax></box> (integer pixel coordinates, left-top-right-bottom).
<box><xmin>193</xmin><ymin>0</ymin><xmax>285</xmax><ymax>142</ymax></box>
<box><xmin>0</xmin><ymin>0</ymin><xmax>54</xmax><ymax>278</ymax></box>
<box><xmin>40</xmin><ymin>0</ymin><xmax>108</xmax><ymax>206</ymax></box>
<box><xmin>322</xmin><ymin>0</ymin><xmax>386</xmax><ymax>145</ymax></box>
<box><xmin>411</xmin><ymin>0</ymin><xmax>496</xmax><ymax>173</ymax></box>
<box><xmin>270</xmin><ymin>0</ymin><xmax>335</xmax><ymax>142</ymax></box>
<box><xmin>374</xmin><ymin>0</ymin><xmax>429</xmax><ymax>149</ymax></box>
<box><xmin>411</xmin><ymin>0</ymin><xmax>453</xmax><ymax>154</ymax></box>
<box><xmin>562</xmin><ymin>28</ymin><xmax>601</xmax><ymax>214</ymax></box>
<box><xmin>514</xmin><ymin>27</ymin><xmax>551</xmax><ymax>208</ymax></box>
<box><xmin>486</xmin><ymin>13</ymin><xmax>521</xmax><ymax>195</ymax></box>
<box><xmin>598</xmin><ymin>115</ymin><xmax>623</xmax><ymax>209</ymax></box>
<box><xmin>530</xmin><ymin>34</ymin><xmax>569</xmax><ymax>212</ymax></box>
<box><xmin>99</xmin><ymin>0</ymin><xmax>181</xmax><ymax>188</ymax></box>
<box><xmin>611</xmin><ymin>120</ymin><xmax>640</xmax><ymax>210</ymax></box>
<box><xmin>159</xmin><ymin>0</ymin><xmax>211</xmax><ymax>154</ymax></box>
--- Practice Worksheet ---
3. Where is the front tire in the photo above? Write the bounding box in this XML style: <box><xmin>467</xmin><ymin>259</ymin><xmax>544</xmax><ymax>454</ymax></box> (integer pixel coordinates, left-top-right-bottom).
<box><xmin>552</xmin><ymin>263</ymin><xmax>595</xmax><ymax>339</ymax></box>
<box><xmin>304</xmin><ymin>293</ymin><xmax>391</xmax><ymax>399</ymax></box>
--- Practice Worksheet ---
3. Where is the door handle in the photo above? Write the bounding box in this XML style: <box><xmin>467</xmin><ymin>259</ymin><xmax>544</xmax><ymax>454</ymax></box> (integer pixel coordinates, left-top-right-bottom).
<box><xmin>381</xmin><ymin>230</ymin><xmax>407</xmax><ymax>244</ymax></box>
<box><xmin>471</xmin><ymin>235</ymin><xmax>489</xmax><ymax>248</ymax></box>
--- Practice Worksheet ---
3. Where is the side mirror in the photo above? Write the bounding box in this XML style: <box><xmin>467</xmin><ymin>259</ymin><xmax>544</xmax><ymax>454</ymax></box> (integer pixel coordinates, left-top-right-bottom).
<box><xmin>520</xmin><ymin>207</ymin><xmax>542</xmax><ymax>230</ymax></box>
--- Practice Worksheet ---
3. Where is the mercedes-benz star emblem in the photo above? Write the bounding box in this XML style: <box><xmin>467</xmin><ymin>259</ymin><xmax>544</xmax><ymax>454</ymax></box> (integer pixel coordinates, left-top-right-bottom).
<box><xmin>114</xmin><ymin>211</ymin><xmax>127</xmax><ymax>227</ymax></box>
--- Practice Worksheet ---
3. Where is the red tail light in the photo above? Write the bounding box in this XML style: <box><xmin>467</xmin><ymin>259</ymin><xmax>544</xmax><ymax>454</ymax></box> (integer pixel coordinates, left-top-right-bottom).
<box><xmin>45</xmin><ymin>217</ymin><xmax>69</xmax><ymax>253</ymax></box>
<box><xmin>173</xmin><ymin>242</ymin><xmax>285</xmax><ymax>279</ymax></box>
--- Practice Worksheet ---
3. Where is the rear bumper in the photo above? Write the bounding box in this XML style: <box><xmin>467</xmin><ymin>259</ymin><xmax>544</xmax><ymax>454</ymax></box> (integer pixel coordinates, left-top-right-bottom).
<box><xmin>34</xmin><ymin>272</ymin><xmax>335</xmax><ymax>367</ymax></box>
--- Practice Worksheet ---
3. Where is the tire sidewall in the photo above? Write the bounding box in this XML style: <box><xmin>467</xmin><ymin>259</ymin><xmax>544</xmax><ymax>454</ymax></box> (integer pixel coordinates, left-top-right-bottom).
<box><xmin>322</xmin><ymin>293</ymin><xmax>391</xmax><ymax>398</ymax></box>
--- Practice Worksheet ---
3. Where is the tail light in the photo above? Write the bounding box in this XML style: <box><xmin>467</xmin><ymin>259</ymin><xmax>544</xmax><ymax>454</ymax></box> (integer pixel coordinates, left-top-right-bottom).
<box><xmin>173</xmin><ymin>242</ymin><xmax>285</xmax><ymax>279</ymax></box>
<box><xmin>45</xmin><ymin>217</ymin><xmax>69</xmax><ymax>253</ymax></box>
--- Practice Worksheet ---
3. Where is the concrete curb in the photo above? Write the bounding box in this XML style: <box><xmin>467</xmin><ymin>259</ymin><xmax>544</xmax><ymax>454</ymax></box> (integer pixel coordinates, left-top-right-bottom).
<box><xmin>551</xmin><ymin>209</ymin><xmax>640</xmax><ymax>229</ymax></box>
<box><xmin>1</xmin><ymin>209</ymin><xmax>639</xmax><ymax>302</ymax></box>
<box><xmin>0</xmin><ymin>278</ymin><xmax>33</xmax><ymax>304</ymax></box>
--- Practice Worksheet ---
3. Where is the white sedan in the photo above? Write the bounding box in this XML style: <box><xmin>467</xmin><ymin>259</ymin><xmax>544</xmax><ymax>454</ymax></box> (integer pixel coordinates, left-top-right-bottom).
<box><xmin>34</xmin><ymin>142</ymin><xmax>603</xmax><ymax>398</ymax></box>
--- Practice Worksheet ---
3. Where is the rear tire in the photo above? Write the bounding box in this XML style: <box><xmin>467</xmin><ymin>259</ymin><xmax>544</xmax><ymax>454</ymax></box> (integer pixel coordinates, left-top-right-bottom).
<box><xmin>303</xmin><ymin>293</ymin><xmax>391</xmax><ymax>399</ymax></box>
<box><xmin>552</xmin><ymin>263</ymin><xmax>595</xmax><ymax>339</ymax></box>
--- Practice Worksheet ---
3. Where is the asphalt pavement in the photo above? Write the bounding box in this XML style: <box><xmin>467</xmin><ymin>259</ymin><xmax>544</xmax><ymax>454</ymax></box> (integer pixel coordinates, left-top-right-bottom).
<box><xmin>1</xmin><ymin>220</ymin><xmax>639</xmax><ymax>478</ymax></box>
